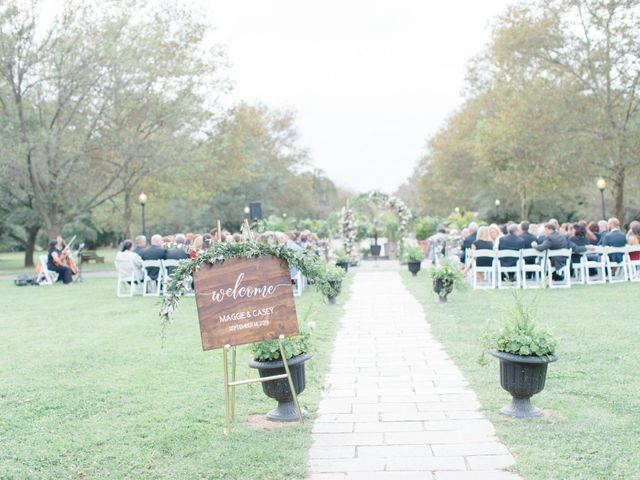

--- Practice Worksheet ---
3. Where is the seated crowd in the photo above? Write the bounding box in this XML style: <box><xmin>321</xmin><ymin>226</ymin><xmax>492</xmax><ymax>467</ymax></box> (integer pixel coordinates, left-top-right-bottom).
<box><xmin>459</xmin><ymin>217</ymin><xmax>640</xmax><ymax>282</ymax></box>
<box><xmin>115</xmin><ymin>229</ymin><xmax>322</xmax><ymax>285</ymax></box>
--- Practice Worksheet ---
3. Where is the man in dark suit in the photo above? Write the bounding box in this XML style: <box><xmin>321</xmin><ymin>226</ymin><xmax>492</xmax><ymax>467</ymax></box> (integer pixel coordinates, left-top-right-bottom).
<box><xmin>518</xmin><ymin>221</ymin><xmax>537</xmax><ymax>249</ymax></box>
<box><xmin>134</xmin><ymin>235</ymin><xmax>147</xmax><ymax>256</ymax></box>
<box><xmin>460</xmin><ymin>222</ymin><xmax>478</xmax><ymax>264</ymax></box>
<box><xmin>533</xmin><ymin>223</ymin><xmax>589</xmax><ymax>279</ymax></box>
<box><xmin>498</xmin><ymin>224</ymin><xmax>525</xmax><ymax>280</ymax></box>
<box><xmin>601</xmin><ymin>218</ymin><xmax>627</xmax><ymax>263</ymax></box>
<box><xmin>165</xmin><ymin>234</ymin><xmax>189</xmax><ymax>275</ymax></box>
<box><xmin>141</xmin><ymin>234</ymin><xmax>166</xmax><ymax>281</ymax></box>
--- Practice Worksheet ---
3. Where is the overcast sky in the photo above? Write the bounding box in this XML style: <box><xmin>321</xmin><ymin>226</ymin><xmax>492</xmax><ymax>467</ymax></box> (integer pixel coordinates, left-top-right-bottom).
<box><xmin>203</xmin><ymin>0</ymin><xmax>512</xmax><ymax>193</ymax></box>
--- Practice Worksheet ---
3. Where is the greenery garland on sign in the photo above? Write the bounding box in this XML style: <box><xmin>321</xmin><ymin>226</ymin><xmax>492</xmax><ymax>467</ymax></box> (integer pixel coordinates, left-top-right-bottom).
<box><xmin>159</xmin><ymin>241</ymin><xmax>331</xmax><ymax>337</ymax></box>
<box><xmin>368</xmin><ymin>191</ymin><xmax>412</xmax><ymax>258</ymax></box>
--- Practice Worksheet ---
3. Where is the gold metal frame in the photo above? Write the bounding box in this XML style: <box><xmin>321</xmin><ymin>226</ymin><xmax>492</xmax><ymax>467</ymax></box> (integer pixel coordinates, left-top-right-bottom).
<box><xmin>222</xmin><ymin>334</ymin><xmax>303</xmax><ymax>436</ymax></box>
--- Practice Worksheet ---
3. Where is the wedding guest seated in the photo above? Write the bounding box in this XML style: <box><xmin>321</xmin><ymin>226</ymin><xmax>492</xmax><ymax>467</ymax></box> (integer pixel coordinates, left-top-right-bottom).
<box><xmin>141</xmin><ymin>234</ymin><xmax>166</xmax><ymax>281</ymax></box>
<box><xmin>601</xmin><ymin>218</ymin><xmax>626</xmax><ymax>262</ymax></box>
<box><xmin>47</xmin><ymin>237</ymin><xmax>74</xmax><ymax>285</ymax></box>
<box><xmin>460</xmin><ymin>222</ymin><xmax>478</xmax><ymax>263</ymax></box>
<box><xmin>166</xmin><ymin>234</ymin><xmax>189</xmax><ymax>275</ymax></box>
<box><xmin>471</xmin><ymin>226</ymin><xmax>494</xmax><ymax>264</ymax></box>
<box><xmin>519</xmin><ymin>221</ymin><xmax>537</xmax><ymax>249</ymax></box>
<box><xmin>498</xmin><ymin>224</ymin><xmax>525</xmax><ymax>280</ymax></box>
<box><xmin>115</xmin><ymin>239</ymin><xmax>144</xmax><ymax>282</ymax></box>
<box><xmin>569</xmin><ymin>222</ymin><xmax>590</xmax><ymax>265</ymax></box>
<box><xmin>587</xmin><ymin>221</ymin><xmax>600</xmax><ymax>244</ymax></box>
<box><xmin>134</xmin><ymin>235</ymin><xmax>147</xmax><ymax>256</ymax></box>
<box><xmin>189</xmin><ymin>235</ymin><xmax>204</xmax><ymax>258</ymax></box>
<box><xmin>533</xmin><ymin>223</ymin><xmax>589</xmax><ymax>279</ymax></box>
<box><xmin>488</xmin><ymin>224</ymin><xmax>502</xmax><ymax>244</ymax></box>
<box><xmin>202</xmin><ymin>233</ymin><xmax>213</xmax><ymax>250</ymax></box>
<box><xmin>596</xmin><ymin>220</ymin><xmax>609</xmax><ymax>243</ymax></box>
<box><xmin>628</xmin><ymin>221</ymin><xmax>640</xmax><ymax>261</ymax></box>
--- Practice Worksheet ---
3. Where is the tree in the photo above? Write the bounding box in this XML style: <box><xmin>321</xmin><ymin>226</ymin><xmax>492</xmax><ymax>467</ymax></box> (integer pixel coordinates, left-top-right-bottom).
<box><xmin>0</xmin><ymin>1</ymin><xmax>227</xmax><ymax>238</ymax></box>
<box><xmin>491</xmin><ymin>0</ymin><xmax>640</xmax><ymax>220</ymax></box>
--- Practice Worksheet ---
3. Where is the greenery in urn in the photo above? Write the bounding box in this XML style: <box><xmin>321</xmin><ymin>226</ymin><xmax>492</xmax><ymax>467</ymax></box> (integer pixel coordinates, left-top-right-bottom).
<box><xmin>429</xmin><ymin>261</ymin><xmax>466</xmax><ymax>300</ymax></box>
<box><xmin>402</xmin><ymin>245</ymin><xmax>425</xmax><ymax>263</ymax></box>
<box><xmin>333</xmin><ymin>249</ymin><xmax>350</xmax><ymax>264</ymax></box>
<box><xmin>251</xmin><ymin>318</ymin><xmax>315</xmax><ymax>361</ymax></box>
<box><xmin>479</xmin><ymin>289</ymin><xmax>556</xmax><ymax>365</ymax></box>
<box><xmin>318</xmin><ymin>263</ymin><xmax>346</xmax><ymax>299</ymax></box>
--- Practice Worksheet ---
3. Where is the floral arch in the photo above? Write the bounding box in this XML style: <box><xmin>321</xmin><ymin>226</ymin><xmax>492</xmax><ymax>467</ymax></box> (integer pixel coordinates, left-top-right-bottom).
<box><xmin>340</xmin><ymin>191</ymin><xmax>412</xmax><ymax>261</ymax></box>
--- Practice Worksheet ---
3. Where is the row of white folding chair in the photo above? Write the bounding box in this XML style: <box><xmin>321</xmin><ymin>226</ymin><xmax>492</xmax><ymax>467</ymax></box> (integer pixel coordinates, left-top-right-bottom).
<box><xmin>471</xmin><ymin>248</ymin><xmax>572</xmax><ymax>289</ymax></box>
<box><xmin>471</xmin><ymin>245</ymin><xmax>640</xmax><ymax>290</ymax></box>
<box><xmin>572</xmin><ymin>245</ymin><xmax>640</xmax><ymax>284</ymax></box>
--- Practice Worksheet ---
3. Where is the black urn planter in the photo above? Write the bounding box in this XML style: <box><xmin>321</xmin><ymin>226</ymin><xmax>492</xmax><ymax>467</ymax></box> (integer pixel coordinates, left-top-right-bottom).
<box><xmin>335</xmin><ymin>261</ymin><xmax>349</xmax><ymax>272</ymax></box>
<box><xmin>370</xmin><ymin>244</ymin><xmax>381</xmax><ymax>257</ymax></box>
<box><xmin>489</xmin><ymin>350</ymin><xmax>557</xmax><ymax>418</ymax></box>
<box><xmin>407</xmin><ymin>261</ymin><xmax>422</xmax><ymax>277</ymax></box>
<box><xmin>326</xmin><ymin>280</ymin><xmax>342</xmax><ymax>305</ymax></box>
<box><xmin>433</xmin><ymin>277</ymin><xmax>453</xmax><ymax>302</ymax></box>
<box><xmin>248</xmin><ymin>353</ymin><xmax>312</xmax><ymax>422</ymax></box>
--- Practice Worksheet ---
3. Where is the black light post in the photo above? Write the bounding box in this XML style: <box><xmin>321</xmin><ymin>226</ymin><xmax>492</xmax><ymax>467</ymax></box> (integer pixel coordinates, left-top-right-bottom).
<box><xmin>138</xmin><ymin>192</ymin><xmax>147</xmax><ymax>238</ymax></box>
<box><xmin>597</xmin><ymin>178</ymin><xmax>606</xmax><ymax>220</ymax></box>
<box><xmin>495</xmin><ymin>199</ymin><xmax>501</xmax><ymax>222</ymax></box>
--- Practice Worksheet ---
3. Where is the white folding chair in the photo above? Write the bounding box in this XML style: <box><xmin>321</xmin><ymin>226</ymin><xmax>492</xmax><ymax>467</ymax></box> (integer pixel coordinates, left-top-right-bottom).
<box><xmin>142</xmin><ymin>259</ymin><xmax>163</xmax><ymax>296</ymax></box>
<box><xmin>293</xmin><ymin>271</ymin><xmax>303</xmax><ymax>297</ymax></box>
<box><xmin>546</xmin><ymin>249</ymin><xmax>572</xmax><ymax>288</ymax></box>
<box><xmin>114</xmin><ymin>259</ymin><xmax>143</xmax><ymax>297</ymax></box>
<box><xmin>497</xmin><ymin>250</ymin><xmax>522</xmax><ymax>289</ymax></box>
<box><xmin>471</xmin><ymin>249</ymin><xmax>496</xmax><ymax>289</ymax></box>
<box><xmin>162</xmin><ymin>259</ymin><xmax>195</xmax><ymax>296</ymax></box>
<box><xmin>584</xmin><ymin>246</ymin><xmax>607</xmax><ymax>284</ymax></box>
<box><xmin>605</xmin><ymin>246</ymin><xmax>629</xmax><ymax>283</ymax></box>
<box><xmin>36</xmin><ymin>255</ymin><xmax>58</xmax><ymax>285</ymax></box>
<box><xmin>570</xmin><ymin>252</ymin><xmax>587</xmax><ymax>285</ymax></box>
<box><xmin>521</xmin><ymin>249</ymin><xmax>546</xmax><ymax>289</ymax></box>
<box><xmin>627</xmin><ymin>245</ymin><xmax>640</xmax><ymax>282</ymax></box>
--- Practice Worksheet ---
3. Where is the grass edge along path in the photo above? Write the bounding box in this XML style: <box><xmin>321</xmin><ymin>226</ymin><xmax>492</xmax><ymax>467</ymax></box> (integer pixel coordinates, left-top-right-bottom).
<box><xmin>0</xmin><ymin>275</ymin><xmax>352</xmax><ymax>480</ymax></box>
<box><xmin>401</xmin><ymin>271</ymin><xmax>640</xmax><ymax>480</ymax></box>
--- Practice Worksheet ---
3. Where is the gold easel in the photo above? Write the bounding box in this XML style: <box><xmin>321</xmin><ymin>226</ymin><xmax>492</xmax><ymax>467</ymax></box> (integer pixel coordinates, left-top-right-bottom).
<box><xmin>222</xmin><ymin>334</ymin><xmax>303</xmax><ymax>436</ymax></box>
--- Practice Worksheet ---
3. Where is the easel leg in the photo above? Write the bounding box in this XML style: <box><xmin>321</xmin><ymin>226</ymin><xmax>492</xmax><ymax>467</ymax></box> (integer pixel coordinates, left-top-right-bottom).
<box><xmin>231</xmin><ymin>346</ymin><xmax>237</xmax><ymax>419</ymax></box>
<box><xmin>277</xmin><ymin>335</ymin><xmax>303</xmax><ymax>423</ymax></box>
<box><xmin>223</xmin><ymin>344</ymin><xmax>232</xmax><ymax>436</ymax></box>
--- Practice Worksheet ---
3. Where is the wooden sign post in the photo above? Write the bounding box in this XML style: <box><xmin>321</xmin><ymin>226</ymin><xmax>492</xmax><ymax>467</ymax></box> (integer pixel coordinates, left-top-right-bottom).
<box><xmin>194</xmin><ymin>254</ymin><xmax>303</xmax><ymax>435</ymax></box>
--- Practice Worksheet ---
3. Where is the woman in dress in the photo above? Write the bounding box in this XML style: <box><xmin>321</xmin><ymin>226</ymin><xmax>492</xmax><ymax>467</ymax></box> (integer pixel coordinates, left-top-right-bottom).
<box><xmin>115</xmin><ymin>239</ymin><xmax>144</xmax><ymax>282</ymax></box>
<box><xmin>488</xmin><ymin>224</ymin><xmax>503</xmax><ymax>244</ymax></box>
<box><xmin>628</xmin><ymin>221</ymin><xmax>640</xmax><ymax>261</ymax></box>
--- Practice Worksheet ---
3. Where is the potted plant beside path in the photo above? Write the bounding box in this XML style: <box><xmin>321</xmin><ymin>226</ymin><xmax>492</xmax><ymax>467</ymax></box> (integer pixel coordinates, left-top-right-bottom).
<box><xmin>334</xmin><ymin>249</ymin><xmax>350</xmax><ymax>272</ymax></box>
<box><xmin>320</xmin><ymin>264</ymin><xmax>346</xmax><ymax>305</ymax></box>
<box><xmin>482</xmin><ymin>290</ymin><xmax>557</xmax><ymax>418</ymax></box>
<box><xmin>370</xmin><ymin>226</ymin><xmax>382</xmax><ymax>257</ymax></box>
<box><xmin>249</xmin><ymin>324</ymin><xmax>314</xmax><ymax>422</ymax></box>
<box><xmin>430</xmin><ymin>261</ymin><xmax>465</xmax><ymax>302</ymax></box>
<box><xmin>403</xmin><ymin>245</ymin><xmax>425</xmax><ymax>276</ymax></box>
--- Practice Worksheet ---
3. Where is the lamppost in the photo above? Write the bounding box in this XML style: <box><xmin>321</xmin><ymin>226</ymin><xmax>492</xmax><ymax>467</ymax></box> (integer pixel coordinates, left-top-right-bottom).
<box><xmin>244</xmin><ymin>206</ymin><xmax>250</xmax><ymax>217</ymax></box>
<box><xmin>597</xmin><ymin>178</ymin><xmax>606</xmax><ymax>220</ymax></box>
<box><xmin>138</xmin><ymin>192</ymin><xmax>147</xmax><ymax>238</ymax></box>
<box><xmin>495</xmin><ymin>199</ymin><xmax>501</xmax><ymax>221</ymax></box>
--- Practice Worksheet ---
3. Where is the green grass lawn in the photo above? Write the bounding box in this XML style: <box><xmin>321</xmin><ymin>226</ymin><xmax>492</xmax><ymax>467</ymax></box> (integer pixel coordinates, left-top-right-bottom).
<box><xmin>0</xmin><ymin>275</ymin><xmax>350</xmax><ymax>480</ymax></box>
<box><xmin>0</xmin><ymin>249</ymin><xmax>118</xmax><ymax>276</ymax></box>
<box><xmin>402</xmin><ymin>272</ymin><xmax>640</xmax><ymax>480</ymax></box>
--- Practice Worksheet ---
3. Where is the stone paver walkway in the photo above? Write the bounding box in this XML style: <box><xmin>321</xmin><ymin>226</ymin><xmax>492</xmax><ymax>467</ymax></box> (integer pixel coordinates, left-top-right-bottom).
<box><xmin>306</xmin><ymin>272</ymin><xmax>521</xmax><ymax>480</ymax></box>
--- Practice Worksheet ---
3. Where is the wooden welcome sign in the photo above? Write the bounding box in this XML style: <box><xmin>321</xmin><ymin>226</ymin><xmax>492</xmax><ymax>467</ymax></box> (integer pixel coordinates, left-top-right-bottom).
<box><xmin>193</xmin><ymin>255</ymin><xmax>299</xmax><ymax>350</ymax></box>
